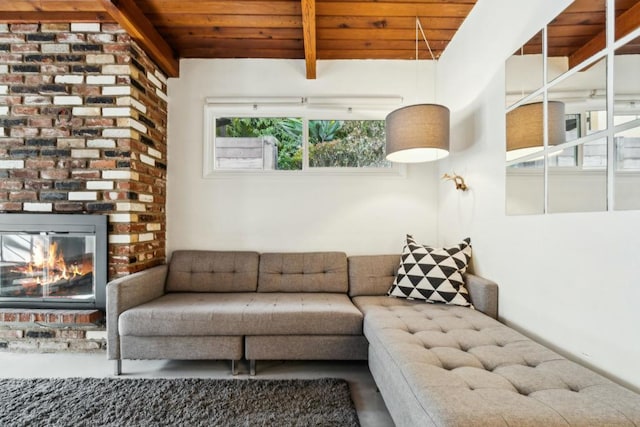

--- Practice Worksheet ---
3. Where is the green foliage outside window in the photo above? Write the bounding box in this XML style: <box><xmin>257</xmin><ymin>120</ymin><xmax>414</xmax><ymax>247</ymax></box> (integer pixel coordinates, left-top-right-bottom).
<box><xmin>308</xmin><ymin>120</ymin><xmax>388</xmax><ymax>168</ymax></box>
<box><xmin>219</xmin><ymin>117</ymin><xmax>303</xmax><ymax>170</ymax></box>
<box><xmin>218</xmin><ymin>117</ymin><xmax>388</xmax><ymax>170</ymax></box>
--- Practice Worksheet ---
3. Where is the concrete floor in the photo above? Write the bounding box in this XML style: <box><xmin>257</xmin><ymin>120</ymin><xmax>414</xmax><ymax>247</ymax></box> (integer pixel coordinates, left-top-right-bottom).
<box><xmin>0</xmin><ymin>353</ymin><xmax>394</xmax><ymax>427</ymax></box>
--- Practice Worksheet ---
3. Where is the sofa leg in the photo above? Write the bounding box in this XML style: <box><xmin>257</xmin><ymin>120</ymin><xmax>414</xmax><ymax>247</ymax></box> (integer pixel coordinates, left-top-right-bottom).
<box><xmin>250</xmin><ymin>360</ymin><xmax>256</xmax><ymax>376</ymax></box>
<box><xmin>114</xmin><ymin>359</ymin><xmax>122</xmax><ymax>376</ymax></box>
<box><xmin>231</xmin><ymin>360</ymin><xmax>238</xmax><ymax>376</ymax></box>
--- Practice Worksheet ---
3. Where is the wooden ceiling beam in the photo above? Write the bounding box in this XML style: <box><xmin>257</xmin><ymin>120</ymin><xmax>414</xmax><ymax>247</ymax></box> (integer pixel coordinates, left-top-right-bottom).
<box><xmin>99</xmin><ymin>0</ymin><xmax>179</xmax><ymax>77</ymax></box>
<box><xmin>301</xmin><ymin>0</ymin><xmax>317</xmax><ymax>79</ymax></box>
<box><xmin>569</xmin><ymin>1</ymin><xmax>640</xmax><ymax>68</ymax></box>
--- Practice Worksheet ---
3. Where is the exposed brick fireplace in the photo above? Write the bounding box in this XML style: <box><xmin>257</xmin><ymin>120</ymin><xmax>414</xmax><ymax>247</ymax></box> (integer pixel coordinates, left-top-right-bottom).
<box><xmin>0</xmin><ymin>22</ymin><xmax>168</xmax><ymax>280</ymax></box>
<box><xmin>0</xmin><ymin>22</ymin><xmax>168</xmax><ymax>350</ymax></box>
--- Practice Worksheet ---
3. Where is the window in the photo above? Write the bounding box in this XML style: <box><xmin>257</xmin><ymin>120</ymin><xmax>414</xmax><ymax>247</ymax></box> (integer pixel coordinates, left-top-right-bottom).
<box><xmin>204</xmin><ymin>101</ymin><xmax>399</xmax><ymax>176</ymax></box>
<box><xmin>215</xmin><ymin>117</ymin><xmax>303</xmax><ymax>170</ymax></box>
<box><xmin>308</xmin><ymin>120</ymin><xmax>389</xmax><ymax>168</ymax></box>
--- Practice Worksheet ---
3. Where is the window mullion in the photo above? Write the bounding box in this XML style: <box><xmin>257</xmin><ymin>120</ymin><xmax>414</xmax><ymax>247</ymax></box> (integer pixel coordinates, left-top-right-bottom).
<box><xmin>302</xmin><ymin>117</ymin><xmax>309</xmax><ymax>171</ymax></box>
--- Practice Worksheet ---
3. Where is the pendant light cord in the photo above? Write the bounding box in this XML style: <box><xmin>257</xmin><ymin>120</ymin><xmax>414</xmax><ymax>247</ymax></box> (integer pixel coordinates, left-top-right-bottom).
<box><xmin>416</xmin><ymin>17</ymin><xmax>436</xmax><ymax>61</ymax></box>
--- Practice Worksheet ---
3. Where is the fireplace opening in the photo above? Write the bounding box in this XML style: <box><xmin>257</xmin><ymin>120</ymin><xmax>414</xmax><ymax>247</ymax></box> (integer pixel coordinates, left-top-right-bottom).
<box><xmin>0</xmin><ymin>214</ymin><xmax>107</xmax><ymax>310</ymax></box>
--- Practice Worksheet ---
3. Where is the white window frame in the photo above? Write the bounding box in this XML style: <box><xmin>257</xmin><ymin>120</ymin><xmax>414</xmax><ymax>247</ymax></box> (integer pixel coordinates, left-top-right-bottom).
<box><xmin>203</xmin><ymin>97</ymin><xmax>406</xmax><ymax>178</ymax></box>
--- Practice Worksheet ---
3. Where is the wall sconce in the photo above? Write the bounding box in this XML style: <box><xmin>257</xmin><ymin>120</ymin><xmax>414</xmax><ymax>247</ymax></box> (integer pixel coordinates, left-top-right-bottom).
<box><xmin>442</xmin><ymin>173</ymin><xmax>468</xmax><ymax>191</ymax></box>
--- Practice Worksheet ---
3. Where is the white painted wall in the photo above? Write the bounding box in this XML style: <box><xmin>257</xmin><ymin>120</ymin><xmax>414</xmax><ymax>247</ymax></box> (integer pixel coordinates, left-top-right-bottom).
<box><xmin>438</xmin><ymin>0</ymin><xmax>640</xmax><ymax>391</ymax></box>
<box><xmin>167</xmin><ymin>59</ymin><xmax>439</xmax><ymax>255</ymax></box>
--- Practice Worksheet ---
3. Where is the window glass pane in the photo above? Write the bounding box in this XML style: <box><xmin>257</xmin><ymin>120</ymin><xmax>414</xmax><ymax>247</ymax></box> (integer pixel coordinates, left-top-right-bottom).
<box><xmin>549</xmin><ymin>146</ymin><xmax>578</xmax><ymax>167</ymax></box>
<box><xmin>506</xmin><ymin>160</ymin><xmax>544</xmax><ymax>215</ymax></box>
<box><xmin>548</xmin><ymin>114</ymin><xmax>580</xmax><ymax>167</ymax></box>
<box><xmin>506</xmin><ymin>95</ymin><xmax>545</xmax><ymax>162</ymax></box>
<box><xmin>585</xmin><ymin>110</ymin><xmax>607</xmax><ymax>134</ymax></box>
<box><xmin>547</xmin><ymin>1</ymin><xmax>606</xmax><ymax>81</ymax></box>
<box><xmin>615</xmin><ymin>124</ymin><xmax>640</xmax><ymax>171</ymax></box>
<box><xmin>505</xmin><ymin>30</ymin><xmax>543</xmax><ymax>107</ymax></box>
<box><xmin>548</xmin><ymin>138</ymin><xmax>607</xmax><ymax>213</ymax></box>
<box><xmin>615</xmin><ymin>123</ymin><xmax>640</xmax><ymax>210</ymax></box>
<box><xmin>215</xmin><ymin>117</ymin><xmax>302</xmax><ymax>170</ymax></box>
<box><xmin>308</xmin><ymin>120</ymin><xmax>390</xmax><ymax>168</ymax></box>
<box><xmin>582</xmin><ymin>137</ymin><xmax>608</xmax><ymax>168</ymax></box>
<box><xmin>615</xmin><ymin>0</ymin><xmax>640</xmax><ymax>41</ymax></box>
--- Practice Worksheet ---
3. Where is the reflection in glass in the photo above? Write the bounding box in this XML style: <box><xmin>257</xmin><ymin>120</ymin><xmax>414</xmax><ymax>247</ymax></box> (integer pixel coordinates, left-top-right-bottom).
<box><xmin>506</xmin><ymin>160</ymin><xmax>544</xmax><ymax>215</ymax></box>
<box><xmin>548</xmin><ymin>139</ymin><xmax>608</xmax><ymax>213</ymax></box>
<box><xmin>505</xmin><ymin>0</ymin><xmax>640</xmax><ymax>215</ymax></box>
<box><xmin>585</xmin><ymin>110</ymin><xmax>608</xmax><ymax>134</ymax></box>
<box><xmin>549</xmin><ymin>145</ymin><xmax>578</xmax><ymax>167</ymax></box>
<box><xmin>505</xmin><ymin>31</ymin><xmax>543</xmax><ymax>108</ymax></box>
<box><xmin>614</xmin><ymin>35</ymin><xmax>640</xmax><ymax>118</ymax></box>
<box><xmin>615</xmin><ymin>0</ymin><xmax>640</xmax><ymax>41</ymax></box>
<box><xmin>615</xmin><ymin>124</ymin><xmax>640</xmax><ymax>210</ymax></box>
<box><xmin>548</xmin><ymin>0</ymin><xmax>606</xmax><ymax>79</ymax></box>
<box><xmin>550</xmin><ymin>57</ymin><xmax>607</xmax><ymax>136</ymax></box>
<box><xmin>582</xmin><ymin>138</ymin><xmax>608</xmax><ymax>168</ymax></box>
<box><xmin>506</xmin><ymin>100</ymin><xmax>565</xmax><ymax>161</ymax></box>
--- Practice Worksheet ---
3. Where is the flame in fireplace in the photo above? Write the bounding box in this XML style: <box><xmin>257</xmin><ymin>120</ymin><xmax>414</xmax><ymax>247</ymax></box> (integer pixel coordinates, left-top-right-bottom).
<box><xmin>13</xmin><ymin>241</ymin><xmax>90</xmax><ymax>287</ymax></box>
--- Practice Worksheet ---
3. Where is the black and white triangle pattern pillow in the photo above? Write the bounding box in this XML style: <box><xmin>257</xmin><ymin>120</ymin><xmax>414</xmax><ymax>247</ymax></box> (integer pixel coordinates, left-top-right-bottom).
<box><xmin>388</xmin><ymin>235</ymin><xmax>473</xmax><ymax>307</ymax></box>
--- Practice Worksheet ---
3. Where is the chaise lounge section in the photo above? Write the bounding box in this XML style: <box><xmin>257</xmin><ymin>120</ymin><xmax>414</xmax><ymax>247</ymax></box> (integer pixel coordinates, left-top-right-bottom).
<box><xmin>349</xmin><ymin>255</ymin><xmax>640</xmax><ymax>426</ymax></box>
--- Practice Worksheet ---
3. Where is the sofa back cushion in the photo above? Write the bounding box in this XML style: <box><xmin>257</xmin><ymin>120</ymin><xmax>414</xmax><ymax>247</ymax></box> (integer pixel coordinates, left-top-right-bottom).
<box><xmin>258</xmin><ymin>252</ymin><xmax>348</xmax><ymax>293</ymax></box>
<box><xmin>166</xmin><ymin>250</ymin><xmax>259</xmax><ymax>292</ymax></box>
<box><xmin>348</xmin><ymin>255</ymin><xmax>399</xmax><ymax>297</ymax></box>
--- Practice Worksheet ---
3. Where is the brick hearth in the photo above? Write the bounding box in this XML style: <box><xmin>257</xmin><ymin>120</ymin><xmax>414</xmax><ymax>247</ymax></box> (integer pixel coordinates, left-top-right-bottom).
<box><xmin>0</xmin><ymin>22</ymin><xmax>168</xmax><ymax>352</ymax></box>
<box><xmin>0</xmin><ymin>308</ymin><xmax>105</xmax><ymax>352</ymax></box>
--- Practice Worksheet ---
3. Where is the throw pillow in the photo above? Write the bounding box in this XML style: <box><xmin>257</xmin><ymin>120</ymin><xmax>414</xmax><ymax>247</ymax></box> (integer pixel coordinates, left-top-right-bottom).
<box><xmin>388</xmin><ymin>235</ymin><xmax>473</xmax><ymax>307</ymax></box>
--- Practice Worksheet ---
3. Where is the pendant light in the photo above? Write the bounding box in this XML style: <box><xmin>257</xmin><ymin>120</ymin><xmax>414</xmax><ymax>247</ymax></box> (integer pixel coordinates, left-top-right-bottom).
<box><xmin>385</xmin><ymin>18</ymin><xmax>450</xmax><ymax>163</ymax></box>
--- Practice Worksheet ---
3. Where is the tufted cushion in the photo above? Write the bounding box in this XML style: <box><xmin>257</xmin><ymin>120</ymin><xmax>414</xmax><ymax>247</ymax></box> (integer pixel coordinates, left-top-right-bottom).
<box><xmin>348</xmin><ymin>254</ymin><xmax>399</xmax><ymax>297</ymax></box>
<box><xmin>166</xmin><ymin>250</ymin><xmax>259</xmax><ymax>292</ymax></box>
<box><xmin>355</xmin><ymin>296</ymin><xmax>640</xmax><ymax>426</ymax></box>
<box><xmin>258</xmin><ymin>252</ymin><xmax>348</xmax><ymax>293</ymax></box>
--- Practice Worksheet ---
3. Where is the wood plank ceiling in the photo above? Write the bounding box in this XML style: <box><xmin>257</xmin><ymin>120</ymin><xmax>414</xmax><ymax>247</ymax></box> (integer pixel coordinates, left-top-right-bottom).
<box><xmin>523</xmin><ymin>0</ymin><xmax>640</xmax><ymax>69</ymax></box>
<box><xmin>0</xmin><ymin>0</ymin><xmax>476</xmax><ymax>78</ymax></box>
<box><xmin>0</xmin><ymin>0</ymin><xmax>638</xmax><ymax>79</ymax></box>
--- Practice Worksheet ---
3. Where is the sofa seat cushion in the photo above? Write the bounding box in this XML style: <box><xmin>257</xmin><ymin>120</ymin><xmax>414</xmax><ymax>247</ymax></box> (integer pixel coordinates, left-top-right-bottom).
<box><xmin>119</xmin><ymin>292</ymin><xmax>363</xmax><ymax>337</ymax></box>
<box><xmin>354</xmin><ymin>296</ymin><xmax>640</xmax><ymax>426</ymax></box>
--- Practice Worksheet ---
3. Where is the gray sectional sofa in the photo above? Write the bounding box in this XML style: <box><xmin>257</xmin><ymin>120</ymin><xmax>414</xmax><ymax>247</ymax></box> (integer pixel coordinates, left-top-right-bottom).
<box><xmin>107</xmin><ymin>250</ymin><xmax>640</xmax><ymax>426</ymax></box>
<box><xmin>107</xmin><ymin>251</ymin><xmax>368</xmax><ymax>376</ymax></box>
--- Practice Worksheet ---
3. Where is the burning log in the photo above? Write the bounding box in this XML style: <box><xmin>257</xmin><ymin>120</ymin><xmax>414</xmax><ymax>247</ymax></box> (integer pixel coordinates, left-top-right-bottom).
<box><xmin>1</xmin><ymin>241</ymin><xmax>94</xmax><ymax>298</ymax></box>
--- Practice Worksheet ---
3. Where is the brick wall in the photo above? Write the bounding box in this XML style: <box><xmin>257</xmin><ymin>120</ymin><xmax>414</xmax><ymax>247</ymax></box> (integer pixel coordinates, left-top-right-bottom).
<box><xmin>0</xmin><ymin>22</ymin><xmax>167</xmax><ymax>279</ymax></box>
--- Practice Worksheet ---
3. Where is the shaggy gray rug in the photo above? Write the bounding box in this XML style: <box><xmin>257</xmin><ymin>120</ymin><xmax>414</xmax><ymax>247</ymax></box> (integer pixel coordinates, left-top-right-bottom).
<box><xmin>0</xmin><ymin>377</ymin><xmax>360</xmax><ymax>427</ymax></box>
